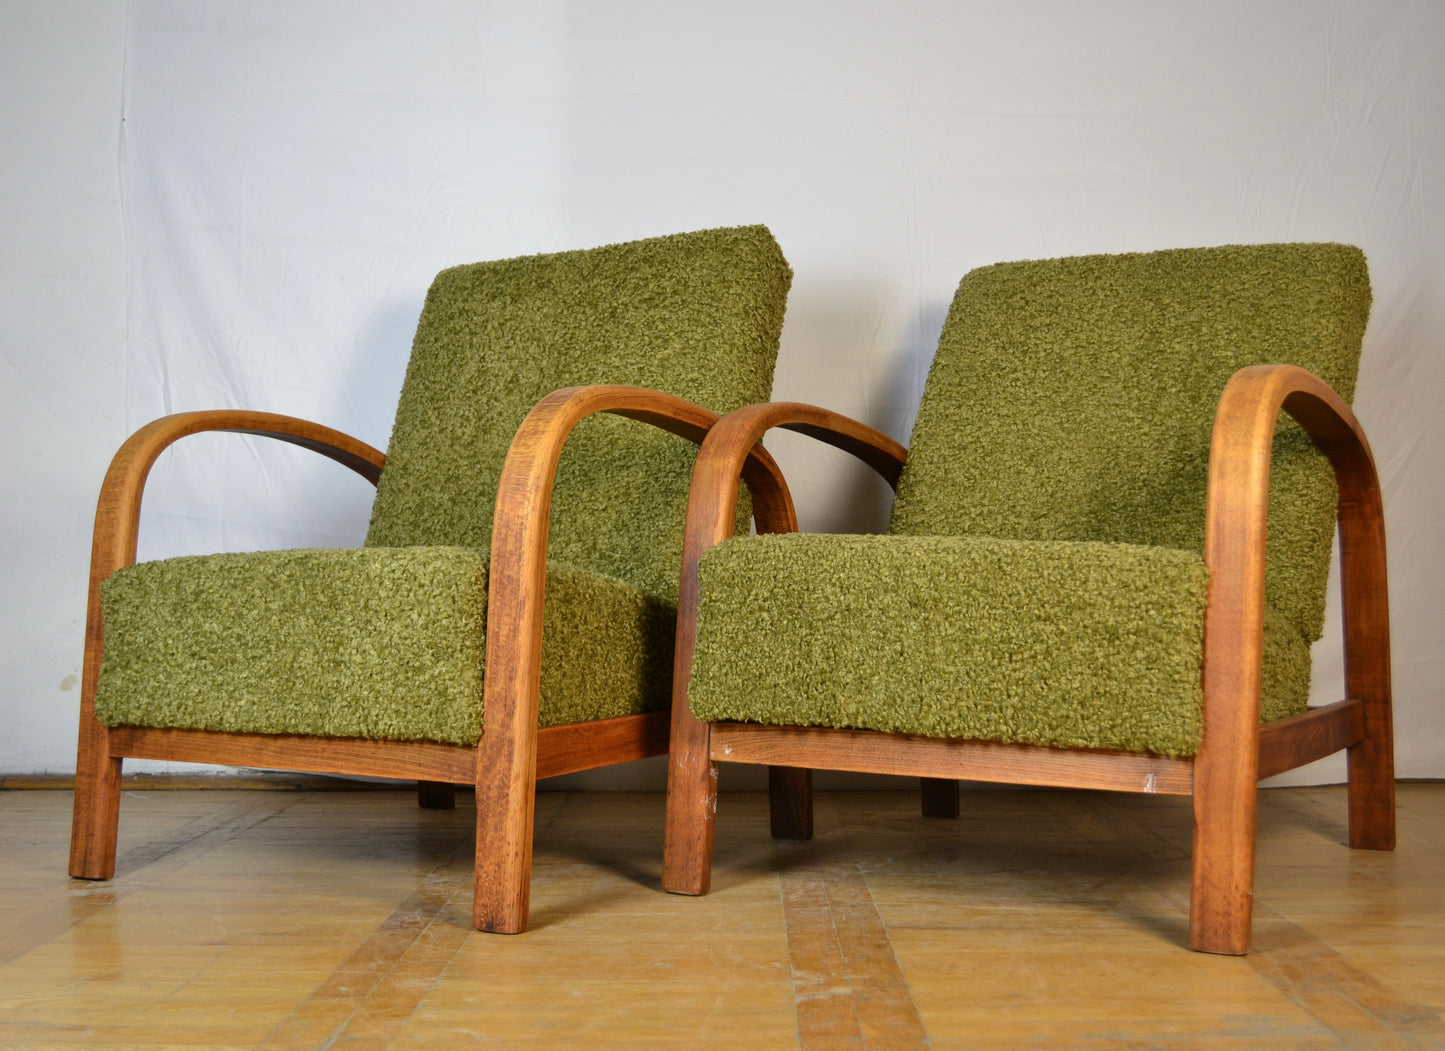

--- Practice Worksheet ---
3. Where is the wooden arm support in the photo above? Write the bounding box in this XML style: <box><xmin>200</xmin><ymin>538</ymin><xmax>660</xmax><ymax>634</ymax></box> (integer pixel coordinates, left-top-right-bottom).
<box><xmin>663</xmin><ymin>401</ymin><xmax>907</xmax><ymax>893</ymax></box>
<box><xmin>472</xmin><ymin>384</ymin><xmax>793</xmax><ymax>931</ymax></box>
<box><xmin>1192</xmin><ymin>364</ymin><xmax>1393</xmax><ymax>953</ymax></box>
<box><xmin>71</xmin><ymin>410</ymin><xmax>386</xmax><ymax>879</ymax></box>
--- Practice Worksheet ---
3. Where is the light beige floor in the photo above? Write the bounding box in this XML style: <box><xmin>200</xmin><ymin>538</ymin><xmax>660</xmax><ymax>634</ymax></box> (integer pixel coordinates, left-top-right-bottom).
<box><xmin>0</xmin><ymin>782</ymin><xmax>1440</xmax><ymax>1049</ymax></box>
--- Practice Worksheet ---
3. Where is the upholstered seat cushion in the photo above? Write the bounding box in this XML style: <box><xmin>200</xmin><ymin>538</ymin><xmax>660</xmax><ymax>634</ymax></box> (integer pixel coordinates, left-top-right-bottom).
<box><xmin>688</xmin><ymin>532</ymin><xmax>1313</xmax><ymax>759</ymax></box>
<box><xmin>95</xmin><ymin>546</ymin><xmax>673</xmax><ymax>745</ymax></box>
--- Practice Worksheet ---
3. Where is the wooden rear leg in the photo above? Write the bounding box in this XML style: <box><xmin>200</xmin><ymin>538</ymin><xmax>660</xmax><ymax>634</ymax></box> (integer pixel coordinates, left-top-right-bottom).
<box><xmin>1347</xmin><ymin>714</ymin><xmax>1395</xmax><ymax>851</ymax></box>
<box><xmin>417</xmin><ymin>781</ymin><xmax>456</xmax><ymax>809</ymax></box>
<box><xmin>921</xmin><ymin>777</ymin><xmax>960</xmax><ymax>818</ymax></box>
<box><xmin>769</xmin><ymin>766</ymin><xmax>813</xmax><ymax>840</ymax></box>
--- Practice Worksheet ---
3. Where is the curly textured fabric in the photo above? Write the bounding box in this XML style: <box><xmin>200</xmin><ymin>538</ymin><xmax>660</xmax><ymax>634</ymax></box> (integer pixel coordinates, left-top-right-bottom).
<box><xmin>95</xmin><ymin>548</ymin><xmax>673</xmax><ymax>744</ymax></box>
<box><xmin>892</xmin><ymin>243</ymin><xmax>1368</xmax><ymax>643</ymax></box>
<box><xmin>367</xmin><ymin>224</ymin><xmax>791</xmax><ymax>603</ymax></box>
<box><xmin>96</xmin><ymin>226</ymin><xmax>790</xmax><ymax>743</ymax></box>
<box><xmin>692</xmin><ymin>533</ymin><xmax>1212</xmax><ymax>757</ymax></box>
<box><xmin>692</xmin><ymin>243</ymin><xmax>1368</xmax><ymax>756</ymax></box>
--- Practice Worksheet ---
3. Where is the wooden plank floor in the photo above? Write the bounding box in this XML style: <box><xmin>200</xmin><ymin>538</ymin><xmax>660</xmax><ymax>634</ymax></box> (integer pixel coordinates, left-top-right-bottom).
<box><xmin>0</xmin><ymin>783</ymin><xmax>1441</xmax><ymax>1049</ymax></box>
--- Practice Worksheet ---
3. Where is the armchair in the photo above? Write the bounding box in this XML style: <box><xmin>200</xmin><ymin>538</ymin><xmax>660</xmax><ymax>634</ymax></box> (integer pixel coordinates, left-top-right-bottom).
<box><xmin>662</xmin><ymin>243</ymin><xmax>1392</xmax><ymax>954</ymax></box>
<box><xmin>71</xmin><ymin>225</ymin><xmax>793</xmax><ymax>933</ymax></box>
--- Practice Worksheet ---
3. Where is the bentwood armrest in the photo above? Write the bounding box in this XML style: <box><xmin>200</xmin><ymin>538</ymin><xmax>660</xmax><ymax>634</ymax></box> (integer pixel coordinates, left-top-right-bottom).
<box><xmin>71</xmin><ymin>410</ymin><xmax>387</xmax><ymax>879</ymax></box>
<box><xmin>473</xmin><ymin>383</ymin><xmax>795</xmax><ymax>931</ymax></box>
<box><xmin>1199</xmin><ymin>364</ymin><xmax>1390</xmax><ymax>780</ymax></box>
<box><xmin>682</xmin><ymin>401</ymin><xmax>908</xmax><ymax>555</ymax></box>
<box><xmin>88</xmin><ymin>410</ymin><xmax>386</xmax><ymax>584</ymax></box>
<box><xmin>83</xmin><ymin>409</ymin><xmax>386</xmax><ymax>689</ymax></box>
<box><xmin>1192</xmin><ymin>364</ymin><xmax>1393</xmax><ymax>953</ymax></box>
<box><xmin>661</xmin><ymin>400</ymin><xmax>908</xmax><ymax>893</ymax></box>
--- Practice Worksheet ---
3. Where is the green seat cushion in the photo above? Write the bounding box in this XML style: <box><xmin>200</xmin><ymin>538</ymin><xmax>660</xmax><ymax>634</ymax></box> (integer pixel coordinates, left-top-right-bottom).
<box><xmin>689</xmin><ymin>532</ymin><xmax>1312</xmax><ymax>759</ymax></box>
<box><xmin>95</xmin><ymin>547</ymin><xmax>673</xmax><ymax>745</ymax></box>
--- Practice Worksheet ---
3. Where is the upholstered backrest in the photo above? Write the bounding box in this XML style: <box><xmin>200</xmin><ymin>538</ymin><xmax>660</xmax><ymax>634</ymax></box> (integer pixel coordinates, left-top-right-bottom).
<box><xmin>890</xmin><ymin>243</ymin><xmax>1370</xmax><ymax>642</ymax></box>
<box><xmin>366</xmin><ymin>226</ymin><xmax>791</xmax><ymax>602</ymax></box>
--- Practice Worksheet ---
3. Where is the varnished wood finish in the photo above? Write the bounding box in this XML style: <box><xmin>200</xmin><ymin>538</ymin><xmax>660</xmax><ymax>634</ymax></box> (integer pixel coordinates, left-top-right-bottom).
<box><xmin>663</xmin><ymin>403</ymin><xmax>905</xmax><ymax>896</ymax></box>
<box><xmin>666</xmin><ymin>369</ymin><xmax>1394</xmax><ymax>956</ymax></box>
<box><xmin>712</xmin><ymin>723</ymin><xmax>1196</xmax><ymax>795</ymax></box>
<box><xmin>472</xmin><ymin>385</ymin><xmax>789</xmax><ymax>932</ymax></box>
<box><xmin>108</xmin><ymin>726</ymin><xmax>475</xmax><ymax>783</ymax></box>
<box><xmin>103</xmin><ymin>713</ymin><xmax>670</xmax><ymax>791</ymax></box>
<box><xmin>69</xmin><ymin>390</ymin><xmax>782</xmax><ymax>936</ymax></box>
<box><xmin>1256</xmin><ymin>699</ymin><xmax>1365</xmax><ymax>781</ymax></box>
<box><xmin>1192</xmin><ymin>365</ymin><xmax>1393</xmax><ymax>954</ymax></box>
<box><xmin>70</xmin><ymin>412</ymin><xmax>387</xmax><ymax>881</ymax></box>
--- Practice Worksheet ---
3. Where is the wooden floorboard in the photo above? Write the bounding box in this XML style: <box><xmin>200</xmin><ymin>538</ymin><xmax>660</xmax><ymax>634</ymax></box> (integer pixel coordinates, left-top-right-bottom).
<box><xmin>0</xmin><ymin>784</ymin><xmax>1441</xmax><ymax>1048</ymax></box>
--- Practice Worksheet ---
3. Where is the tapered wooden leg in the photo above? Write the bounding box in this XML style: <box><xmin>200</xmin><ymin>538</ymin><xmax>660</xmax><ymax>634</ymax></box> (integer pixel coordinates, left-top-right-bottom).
<box><xmin>921</xmin><ymin>777</ymin><xmax>960</xmax><ymax>819</ymax></box>
<box><xmin>663</xmin><ymin>703</ymin><xmax>716</xmax><ymax>896</ymax></box>
<box><xmin>768</xmin><ymin>766</ymin><xmax>813</xmax><ymax>840</ymax></box>
<box><xmin>1189</xmin><ymin>744</ymin><xmax>1257</xmax><ymax>955</ymax></box>
<box><xmin>70</xmin><ymin>705</ymin><xmax>122</xmax><ymax>880</ymax></box>
<box><xmin>1338</xmin><ymin>471</ymin><xmax>1395</xmax><ymax>852</ymax></box>
<box><xmin>417</xmin><ymin>781</ymin><xmax>456</xmax><ymax>809</ymax></box>
<box><xmin>1347</xmin><ymin>732</ymin><xmax>1395</xmax><ymax>850</ymax></box>
<box><xmin>473</xmin><ymin>719</ymin><xmax>538</xmax><ymax>933</ymax></box>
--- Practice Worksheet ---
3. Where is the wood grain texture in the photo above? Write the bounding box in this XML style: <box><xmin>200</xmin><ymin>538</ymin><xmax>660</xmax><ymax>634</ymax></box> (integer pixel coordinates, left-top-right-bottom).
<box><xmin>70</xmin><ymin>412</ymin><xmax>386</xmax><ymax>881</ymax></box>
<box><xmin>663</xmin><ymin>402</ymin><xmax>904</xmax><ymax>896</ymax></box>
<box><xmin>1256</xmin><ymin>699</ymin><xmax>1365</xmax><ymax>781</ymax></box>
<box><xmin>108</xmin><ymin>727</ymin><xmax>476</xmax><ymax>783</ymax></box>
<box><xmin>1192</xmin><ymin>364</ymin><xmax>1393</xmax><ymax>954</ymax></box>
<box><xmin>711</xmin><ymin>723</ymin><xmax>1196</xmax><ymax>795</ymax></box>
<box><xmin>471</xmin><ymin>385</ymin><xmax>789</xmax><ymax>932</ymax></box>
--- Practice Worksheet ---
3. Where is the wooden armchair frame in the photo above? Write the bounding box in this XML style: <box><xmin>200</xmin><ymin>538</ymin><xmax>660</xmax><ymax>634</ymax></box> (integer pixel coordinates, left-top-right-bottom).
<box><xmin>70</xmin><ymin>385</ymin><xmax>789</xmax><ymax>934</ymax></box>
<box><xmin>662</xmin><ymin>364</ymin><xmax>1394</xmax><ymax>955</ymax></box>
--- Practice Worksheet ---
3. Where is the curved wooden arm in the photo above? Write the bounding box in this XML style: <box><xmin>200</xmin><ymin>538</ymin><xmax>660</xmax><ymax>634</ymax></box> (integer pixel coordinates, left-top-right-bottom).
<box><xmin>660</xmin><ymin>401</ymin><xmax>908</xmax><ymax>895</ymax></box>
<box><xmin>473</xmin><ymin>384</ymin><xmax>794</xmax><ymax>931</ymax></box>
<box><xmin>1193</xmin><ymin>363</ymin><xmax>1393</xmax><ymax>952</ymax></box>
<box><xmin>81</xmin><ymin>410</ymin><xmax>385</xmax><ymax>697</ymax></box>
<box><xmin>88</xmin><ymin>410</ymin><xmax>385</xmax><ymax>586</ymax></box>
<box><xmin>1201</xmin><ymin>364</ymin><xmax>1389</xmax><ymax>752</ymax></box>
<box><xmin>679</xmin><ymin>401</ymin><xmax>907</xmax><ymax>562</ymax></box>
<box><xmin>69</xmin><ymin>409</ymin><xmax>386</xmax><ymax>880</ymax></box>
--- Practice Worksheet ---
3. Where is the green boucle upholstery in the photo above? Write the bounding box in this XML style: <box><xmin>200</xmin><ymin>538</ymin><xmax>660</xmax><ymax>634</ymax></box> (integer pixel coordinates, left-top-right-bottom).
<box><xmin>690</xmin><ymin>244</ymin><xmax>1369</xmax><ymax>757</ymax></box>
<box><xmin>368</xmin><ymin>224</ymin><xmax>791</xmax><ymax>603</ymax></box>
<box><xmin>892</xmin><ymin>243</ymin><xmax>1369</xmax><ymax>644</ymax></box>
<box><xmin>95</xmin><ymin>548</ymin><xmax>672</xmax><ymax>744</ymax></box>
<box><xmin>691</xmin><ymin>533</ymin><xmax>1211</xmax><ymax>757</ymax></box>
<box><xmin>96</xmin><ymin>226</ymin><xmax>790</xmax><ymax>743</ymax></box>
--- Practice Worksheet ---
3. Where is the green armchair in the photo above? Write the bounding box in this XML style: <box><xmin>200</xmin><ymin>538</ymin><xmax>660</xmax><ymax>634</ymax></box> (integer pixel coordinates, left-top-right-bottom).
<box><xmin>70</xmin><ymin>225</ymin><xmax>793</xmax><ymax>933</ymax></box>
<box><xmin>662</xmin><ymin>243</ymin><xmax>1394</xmax><ymax>954</ymax></box>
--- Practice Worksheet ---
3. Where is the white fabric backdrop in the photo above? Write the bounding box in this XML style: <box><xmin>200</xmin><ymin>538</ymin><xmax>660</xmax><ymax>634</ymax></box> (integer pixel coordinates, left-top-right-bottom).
<box><xmin>117</xmin><ymin>0</ymin><xmax>1444</xmax><ymax>783</ymax></box>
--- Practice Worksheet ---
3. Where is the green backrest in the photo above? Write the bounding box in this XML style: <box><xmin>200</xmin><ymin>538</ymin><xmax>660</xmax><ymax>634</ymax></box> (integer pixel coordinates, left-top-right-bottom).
<box><xmin>366</xmin><ymin>226</ymin><xmax>791</xmax><ymax>602</ymax></box>
<box><xmin>890</xmin><ymin>243</ymin><xmax>1371</xmax><ymax>643</ymax></box>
